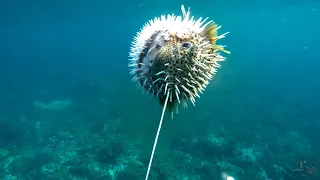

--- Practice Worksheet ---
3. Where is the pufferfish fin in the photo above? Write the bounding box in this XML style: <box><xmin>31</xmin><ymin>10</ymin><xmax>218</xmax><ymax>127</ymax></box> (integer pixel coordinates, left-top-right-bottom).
<box><xmin>202</xmin><ymin>22</ymin><xmax>231</xmax><ymax>54</ymax></box>
<box><xmin>202</xmin><ymin>22</ymin><xmax>218</xmax><ymax>45</ymax></box>
<box><xmin>215</xmin><ymin>45</ymin><xmax>231</xmax><ymax>54</ymax></box>
<box><xmin>181</xmin><ymin>5</ymin><xmax>190</xmax><ymax>19</ymax></box>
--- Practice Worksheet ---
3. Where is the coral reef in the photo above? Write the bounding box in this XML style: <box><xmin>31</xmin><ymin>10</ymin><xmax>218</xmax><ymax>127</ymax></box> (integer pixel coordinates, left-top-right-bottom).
<box><xmin>0</xmin><ymin>90</ymin><xmax>319</xmax><ymax>180</ymax></box>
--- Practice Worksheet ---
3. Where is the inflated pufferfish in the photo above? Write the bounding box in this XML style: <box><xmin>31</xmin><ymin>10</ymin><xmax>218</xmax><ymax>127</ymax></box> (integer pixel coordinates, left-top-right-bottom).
<box><xmin>128</xmin><ymin>5</ymin><xmax>230</xmax><ymax>180</ymax></box>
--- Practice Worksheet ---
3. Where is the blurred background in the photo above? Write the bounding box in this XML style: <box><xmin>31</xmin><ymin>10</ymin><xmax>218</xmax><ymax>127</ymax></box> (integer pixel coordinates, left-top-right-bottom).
<box><xmin>0</xmin><ymin>0</ymin><xmax>319</xmax><ymax>179</ymax></box>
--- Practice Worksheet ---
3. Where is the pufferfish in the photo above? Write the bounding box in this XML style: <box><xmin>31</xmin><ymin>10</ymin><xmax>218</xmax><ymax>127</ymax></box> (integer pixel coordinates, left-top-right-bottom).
<box><xmin>128</xmin><ymin>5</ymin><xmax>230</xmax><ymax>180</ymax></box>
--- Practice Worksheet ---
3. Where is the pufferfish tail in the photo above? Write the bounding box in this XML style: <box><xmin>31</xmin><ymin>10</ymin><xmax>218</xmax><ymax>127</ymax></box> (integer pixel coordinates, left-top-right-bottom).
<box><xmin>201</xmin><ymin>22</ymin><xmax>231</xmax><ymax>54</ymax></box>
<box><xmin>159</xmin><ymin>95</ymin><xmax>175</xmax><ymax>112</ymax></box>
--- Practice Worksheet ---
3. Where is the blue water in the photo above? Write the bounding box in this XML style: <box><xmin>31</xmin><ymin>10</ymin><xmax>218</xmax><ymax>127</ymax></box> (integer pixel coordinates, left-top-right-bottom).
<box><xmin>0</xmin><ymin>0</ymin><xmax>319</xmax><ymax>179</ymax></box>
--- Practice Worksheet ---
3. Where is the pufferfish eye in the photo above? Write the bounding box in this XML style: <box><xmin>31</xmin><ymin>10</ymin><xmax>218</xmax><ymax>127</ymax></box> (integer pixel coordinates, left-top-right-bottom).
<box><xmin>181</xmin><ymin>42</ymin><xmax>192</xmax><ymax>49</ymax></box>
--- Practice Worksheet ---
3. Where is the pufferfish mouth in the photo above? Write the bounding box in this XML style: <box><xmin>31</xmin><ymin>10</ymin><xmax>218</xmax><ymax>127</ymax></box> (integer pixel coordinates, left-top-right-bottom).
<box><xmin>139</xmin><ymin>30</ymin><xmax>194</xmax><ymax>69</ymax></box>
<box><xmin>138</xmin><ymin>31</ymin><xmax>170</xmax><ymax>67</ymax></box>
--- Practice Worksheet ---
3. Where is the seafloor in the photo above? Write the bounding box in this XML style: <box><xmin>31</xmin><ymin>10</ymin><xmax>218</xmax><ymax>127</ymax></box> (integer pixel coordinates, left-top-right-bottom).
<box><xmin>0</xmin><ymin>78</ymin><xmax>318</xmax><ymax>180</ymax></box>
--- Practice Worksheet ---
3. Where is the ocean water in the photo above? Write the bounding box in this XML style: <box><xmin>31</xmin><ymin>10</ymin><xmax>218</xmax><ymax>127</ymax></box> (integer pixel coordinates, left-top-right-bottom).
<box><xmin>0</xmin><ymin>0</ymin><xmax>319</xmax><ymax>179</ymax></box>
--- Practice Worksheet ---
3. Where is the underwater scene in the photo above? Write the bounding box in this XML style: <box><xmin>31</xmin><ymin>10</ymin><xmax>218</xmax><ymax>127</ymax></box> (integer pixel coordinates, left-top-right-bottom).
<box><xmin>0</xmin><ymin>0</ymin><xmax>319</xmax><ymax>179</ymax></box>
